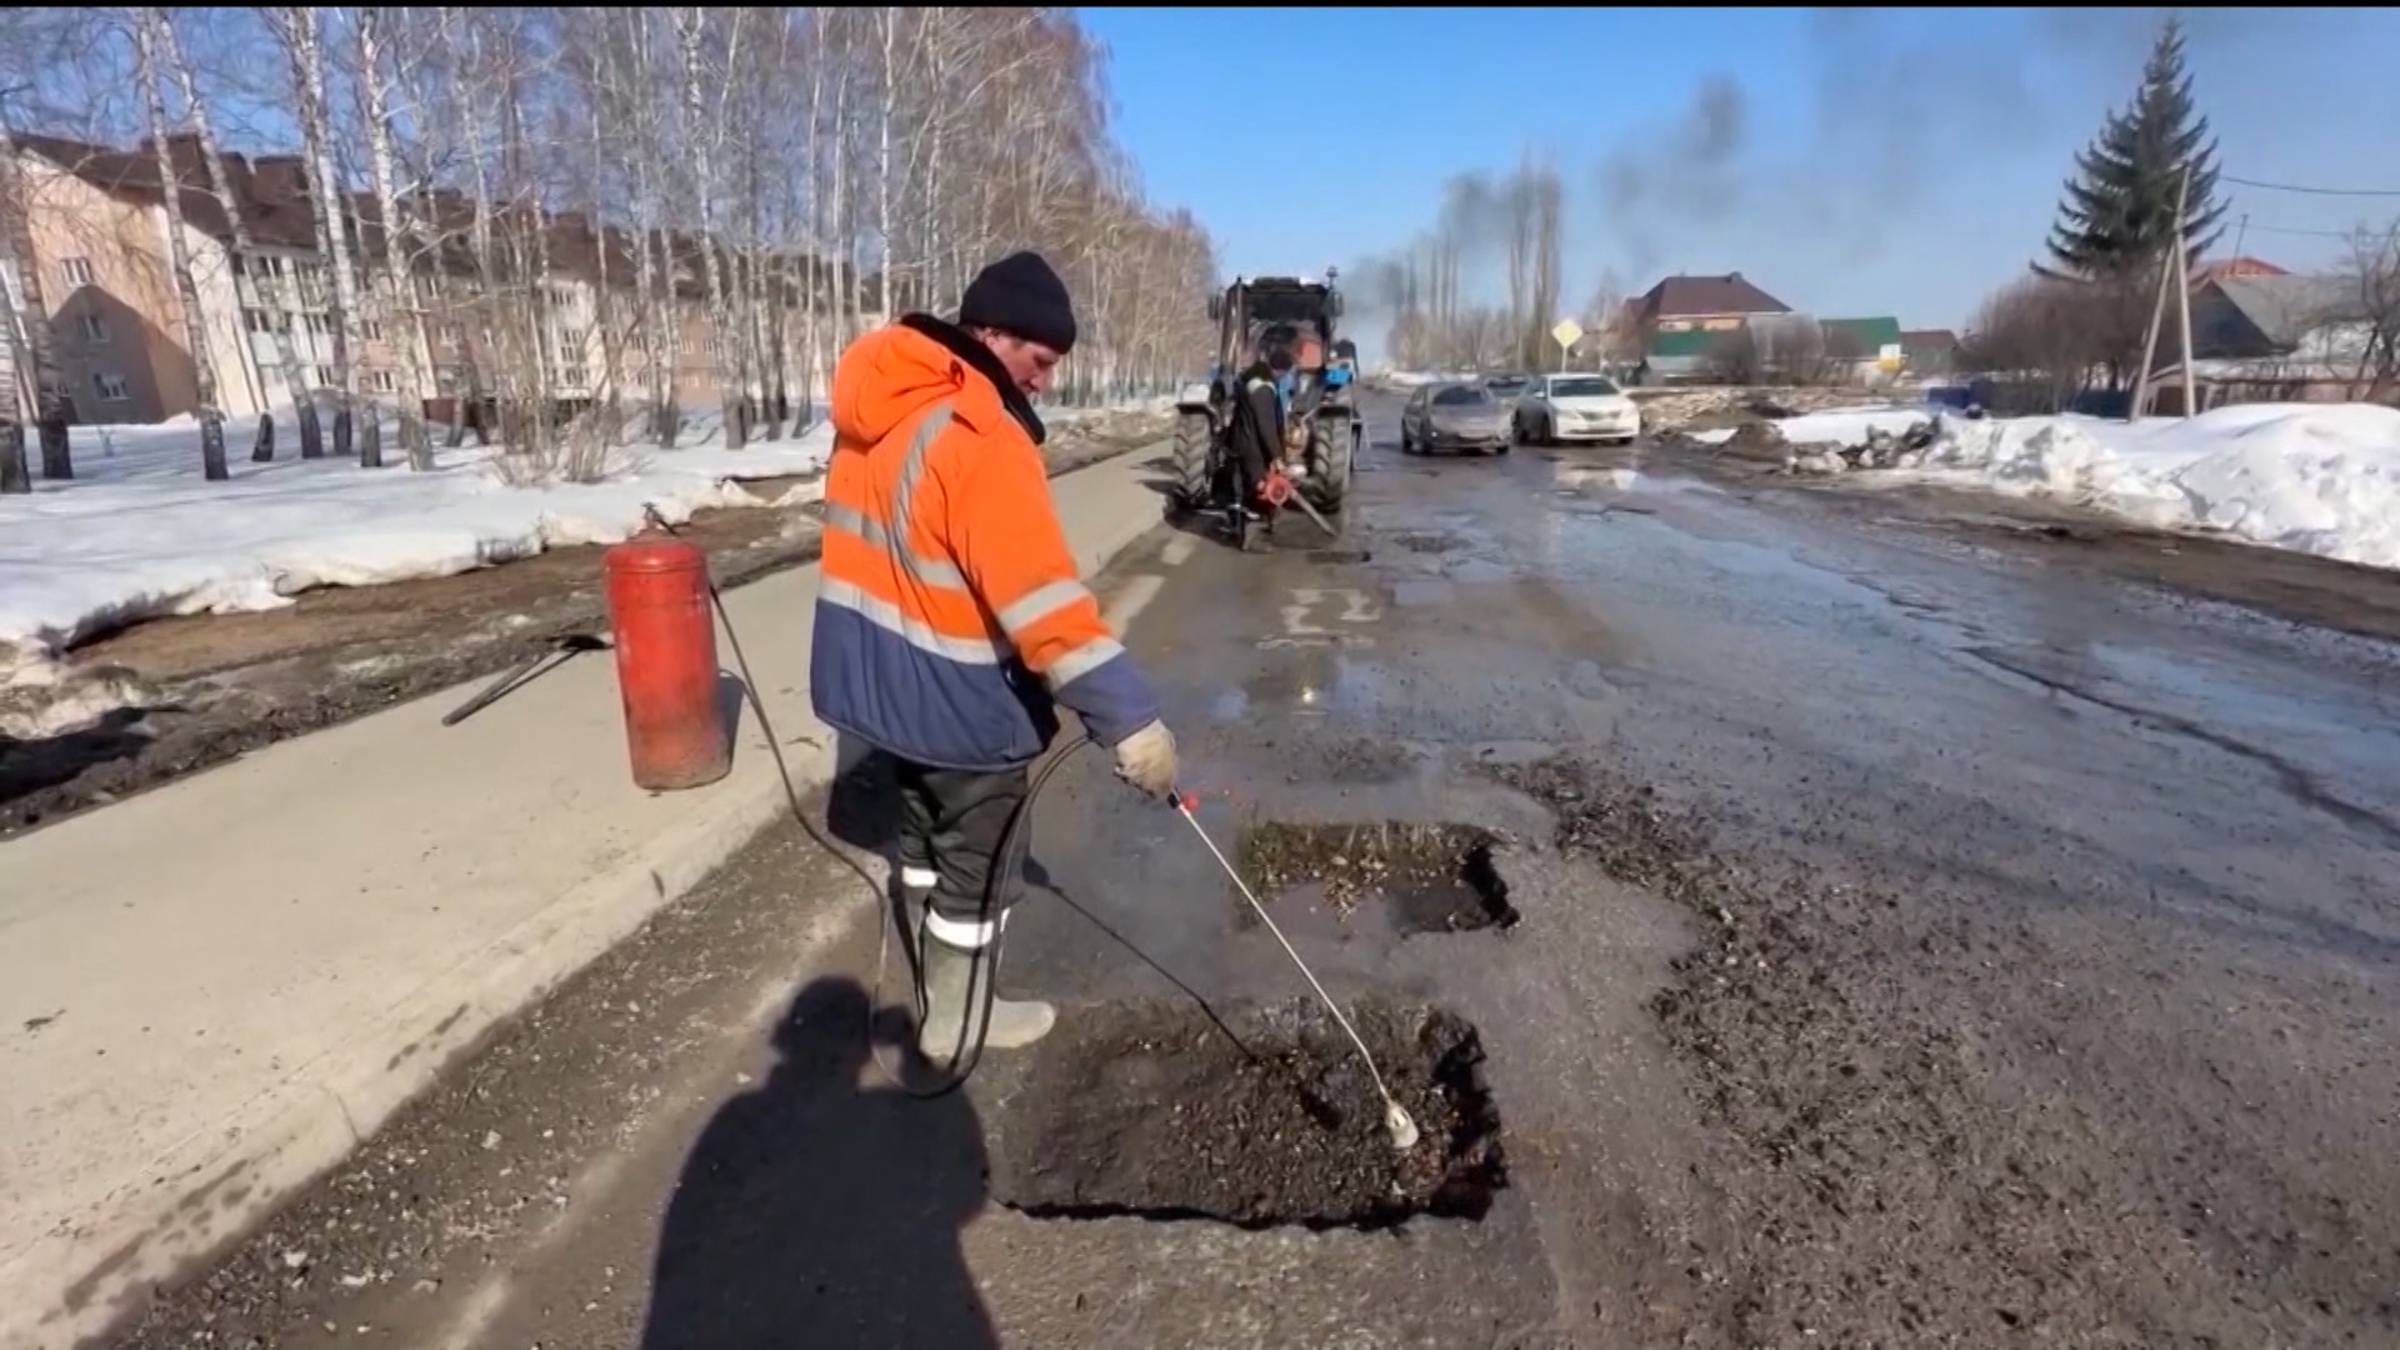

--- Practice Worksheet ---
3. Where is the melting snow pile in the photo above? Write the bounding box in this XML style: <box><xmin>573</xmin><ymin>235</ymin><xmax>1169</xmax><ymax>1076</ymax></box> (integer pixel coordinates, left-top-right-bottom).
<box><xmin>0</xmin><ymin>417</ymin><xmax>835</xmax><ymax>662</ymax></box>
<box><xmin>1920</xmin><ymin>404</ymin><xmax>2400</xmax><ymax>568</ymax></box>
<box><xmin>1755</xmin><ymin>402</ymin><xmax>2400</xmax><ymax>570</ymax></box>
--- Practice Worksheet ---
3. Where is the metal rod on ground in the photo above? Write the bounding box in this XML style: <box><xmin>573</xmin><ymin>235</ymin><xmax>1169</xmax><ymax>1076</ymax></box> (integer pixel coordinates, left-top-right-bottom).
<box><xmin>439</xmin><ymin>634</ymin><xmax>607</xmax><ymax>727</ymax></box>
<box><xmin>1173</xmin><ymin>796</ymin><xmax>1421</xmax><ymax>1151</ymax></box>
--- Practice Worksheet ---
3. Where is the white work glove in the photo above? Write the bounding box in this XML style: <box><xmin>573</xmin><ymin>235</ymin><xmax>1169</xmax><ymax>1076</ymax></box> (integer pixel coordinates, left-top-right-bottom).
<box><xmin>1112</xmin><ymin>719</ymin><xmax>1178</xmax><ymax>799</ymax></box>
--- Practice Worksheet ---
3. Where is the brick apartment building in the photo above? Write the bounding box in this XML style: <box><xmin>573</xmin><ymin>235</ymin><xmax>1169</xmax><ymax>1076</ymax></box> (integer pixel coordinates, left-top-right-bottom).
<box><xmin>6</xmin><ymin>132</ymin><xmax>818</xmax><ymax>427</ymax></box>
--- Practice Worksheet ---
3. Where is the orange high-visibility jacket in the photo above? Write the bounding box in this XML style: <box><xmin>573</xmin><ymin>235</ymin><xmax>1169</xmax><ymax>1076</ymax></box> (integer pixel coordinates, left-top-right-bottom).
<box><xmin>810</xmin><ymin>316</ymin><xmax>1159</xmax><ymax>770</ymax></box>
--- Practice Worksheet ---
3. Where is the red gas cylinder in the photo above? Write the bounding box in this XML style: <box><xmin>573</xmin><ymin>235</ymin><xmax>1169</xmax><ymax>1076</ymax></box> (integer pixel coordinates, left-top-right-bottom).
<box><xmin>603</xmin><ymin>531</ymin><xmax>731</xmax><ymax>790</ymax></box>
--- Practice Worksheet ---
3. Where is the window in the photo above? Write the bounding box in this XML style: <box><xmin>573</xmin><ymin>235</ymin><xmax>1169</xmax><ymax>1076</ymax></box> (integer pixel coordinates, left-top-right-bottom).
<box><xmin>314</xmin><ymin>365</ymin><xmax>338</xmax><ymax>387</ymax></box>
<box><xmin>92</xmin><ymin>371</ymin><xmax>130</xmax><ymax>402</ymax></box>
<box><xmin>62</xmin><ymin>257</ymin><xmax>95</xmax><ymax>287</ymax></box>
<box><xmin>367</xmin><ymin>369</ymin><xmax>397</xmax><ymax>393</ymax></box>
<box><xmin>360</xmin><ymin>319</ymin><xmax>384</xmax><ymax>342</ymax></box>
<box><xmin>244</xmin><ymin>307</ymin><xmax>280</xmax><ymax>335</ymax></box>
<box><xmin>78</xmin><ymin>313</ymin><xmax>108</xmax><ymax>344</ymax></box>
<box><xmin>303</xmin><ymin>313</ymin><xmax>334</xmax><ymax>337</ymax></box>
<box><xmin>1549</xmin><ymin>377</ymin><xmax>1619</xmax><ymax>398</ymax></box>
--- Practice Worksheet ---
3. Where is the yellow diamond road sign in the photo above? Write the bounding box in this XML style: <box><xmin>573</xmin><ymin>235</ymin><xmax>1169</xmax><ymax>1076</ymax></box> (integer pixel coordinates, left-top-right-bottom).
<box><xmin>1551</xmin><ymin>319</ymin><xmax>1583</xmax><ymax>351</ymax></box>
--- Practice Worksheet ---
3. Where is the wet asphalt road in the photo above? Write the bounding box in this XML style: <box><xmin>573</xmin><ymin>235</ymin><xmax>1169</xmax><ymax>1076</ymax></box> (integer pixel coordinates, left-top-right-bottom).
<box><xmin>116</xmin><ymin>390</ymin><xmax>2400</xmax><ymax>1348</ymax></box>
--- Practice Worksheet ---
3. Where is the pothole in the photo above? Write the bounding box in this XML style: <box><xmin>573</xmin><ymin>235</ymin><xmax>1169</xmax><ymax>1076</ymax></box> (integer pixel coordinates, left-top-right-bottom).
<box><xmin>1241</xmin><ymin>820</ymin><xmax>1520</xmax><ymax>934</ymax></box>
<box><xmin>981</xmin><ymin>998</ymin><xmax>1505</xmax><ymax>1228</ymax></box>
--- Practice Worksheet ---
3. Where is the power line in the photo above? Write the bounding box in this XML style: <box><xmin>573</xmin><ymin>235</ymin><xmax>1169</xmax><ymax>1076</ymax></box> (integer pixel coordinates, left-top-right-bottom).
<box><xmin>2223</xmin><ymin>173</ymin><xmax>2400</xmax><ymax>198</ymax></box>
<box><xmin>2238</xmin><ymin>221</ymin><xmax>2362</xmax><ymax>240</ymax></box>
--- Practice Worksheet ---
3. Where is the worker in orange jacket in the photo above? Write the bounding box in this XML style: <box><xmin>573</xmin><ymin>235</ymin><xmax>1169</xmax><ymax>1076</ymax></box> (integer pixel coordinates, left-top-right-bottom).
<box><xmin>811</xmin><ymin>251</ymin><xmax>1177</xmax><ymax>1059</ymax></box>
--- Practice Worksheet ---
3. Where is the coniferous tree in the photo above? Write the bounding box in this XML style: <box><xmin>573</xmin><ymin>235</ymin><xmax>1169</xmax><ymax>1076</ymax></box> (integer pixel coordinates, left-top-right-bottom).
<box><xmin>2044</xmin><ymin>16</ymin><xmax>2224</xmax><ymax>279</ymax></box>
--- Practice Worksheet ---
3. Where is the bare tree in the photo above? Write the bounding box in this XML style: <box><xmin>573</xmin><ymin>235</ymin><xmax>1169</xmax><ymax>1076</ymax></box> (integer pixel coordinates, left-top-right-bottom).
<box><xmin>132</xmin><ymin>8</ymin><xmax>227</xmax><ymax>480</ymax></box>
<box><xmin>2338</xmin><ymin>220</ymin><xmax>2400</xmax><ymax>402</ymax></box>
<box><xmin>1705</xmin><ymin>327</ymin><xmax>1760</xmax><ymax>385</ymax></box>
<box><xmin>673</xmin><ymin>5</ymin><xmax>744</xmax><ymax>448</ymax></box>
<box><xmin>8</xmin><ymin>4</ymin><xmax>1218</xmax><ymax>483</ymax></box>
<box><xmin>270</xmin><ymin>5</ymin><xmax>369</xmax><ymax>463</ymax></box>
<box><xmin>1580</xmin><ymin>273</ymin><xmax>1638</xmax><ymax>371</ymax></box>
<box><xmin>0</xmin><ymin>113</ymin><xmax>70</xmax><ymax>484</ymax></box>
<box><xmin>1960</xmin><ymin>277</ymin><xmax>2114</xmax><ymax>413</ymax></box>
<box><xmin>354</xmin><ymin>6</ymin><xmax>433</xmax><ymax>469</ymax></box>
<box><xmin>156</xmin><ymin>9</ymin><xmax>321</xmax><ymax>462</ymax></box>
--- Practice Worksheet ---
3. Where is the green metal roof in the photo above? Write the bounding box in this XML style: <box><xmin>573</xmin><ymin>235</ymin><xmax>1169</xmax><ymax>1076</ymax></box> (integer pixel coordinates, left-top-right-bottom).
<box><xmin>1822</xmin><ymin>317</ymin><xmax>1902</xmax><ymax>352</ymax></box>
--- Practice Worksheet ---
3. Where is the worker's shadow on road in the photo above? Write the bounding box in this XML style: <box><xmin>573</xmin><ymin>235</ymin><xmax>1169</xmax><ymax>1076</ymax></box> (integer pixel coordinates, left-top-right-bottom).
<box><xmin>639</xmin><ymin>975</ymin><xmax>998</xmax><ymax>1350</ymax></box>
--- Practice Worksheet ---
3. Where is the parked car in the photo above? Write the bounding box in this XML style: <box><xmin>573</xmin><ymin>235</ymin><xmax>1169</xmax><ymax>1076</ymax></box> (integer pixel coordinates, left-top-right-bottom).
<box><xmin>1515</xmin><ymin>373</ymin><xmax>1641</xmax><ymax>445</ymax></box>
<box><xmin>1400</xmin><ymin>382</ymin><xmax>1512</xmax><ymax>455</ymax></box>
<box><xmin>1481</xmin><ymin>371</ymin><xmax>1533</xmax><ymax>402</ymax></box>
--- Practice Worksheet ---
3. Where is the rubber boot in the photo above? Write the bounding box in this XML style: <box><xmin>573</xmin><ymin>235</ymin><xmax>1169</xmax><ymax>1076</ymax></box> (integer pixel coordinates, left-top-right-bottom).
<box><xmin>916</xmin><ymin>933</ymin><xmax>1055</xmax><ymax>1059</ymax></box>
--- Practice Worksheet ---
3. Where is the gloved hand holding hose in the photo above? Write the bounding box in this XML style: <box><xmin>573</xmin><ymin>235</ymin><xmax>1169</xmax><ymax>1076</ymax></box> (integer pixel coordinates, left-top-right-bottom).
<box><xmin>1113</xmin><ymin>719</ymin><xmax>1178</xmax><ymax>798</ymax></box>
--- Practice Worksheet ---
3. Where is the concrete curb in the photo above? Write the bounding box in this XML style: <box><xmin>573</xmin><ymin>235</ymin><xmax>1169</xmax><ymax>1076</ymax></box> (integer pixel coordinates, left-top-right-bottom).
<box><xmin>6</xmin><ymin>443</ymin><xmax>1172</xmax><ymax>1350</ymax></box>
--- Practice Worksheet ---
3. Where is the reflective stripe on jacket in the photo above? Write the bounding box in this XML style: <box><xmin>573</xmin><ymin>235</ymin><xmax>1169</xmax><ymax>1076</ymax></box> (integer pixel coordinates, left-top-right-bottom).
<box><xmin>809</xmin><ymin>316</ymin><xmax>1159</xmax><ymax>770</ymax></box>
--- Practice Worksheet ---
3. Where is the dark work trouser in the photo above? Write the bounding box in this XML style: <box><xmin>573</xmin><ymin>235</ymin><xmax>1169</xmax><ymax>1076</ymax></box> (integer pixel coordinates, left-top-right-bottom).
<box><xmin>888</xmin><ymin>754</ymin><xmax>1031</xmax><ymax>950</ymax></box>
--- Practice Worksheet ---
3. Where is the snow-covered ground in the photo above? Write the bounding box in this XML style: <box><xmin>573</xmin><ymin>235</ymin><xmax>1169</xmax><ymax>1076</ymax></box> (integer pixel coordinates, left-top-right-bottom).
<box><xmin>1689</xmin><ymin>407</ymin><xmax>1936</xmax><ymax>448</ymax></box>
<box><xmin>1921</xmin><ymin>405</ymin><xmax>2400</xmax><ymax>569</ymax></box>
<box><xmin>1729</xmin><ymin>402</ymin><xmax>2400</xmax><ymax>571</ymax></box>
<box><xmin>0</xmin><ymin>415</ymin><xmax>834</xmax><ymax>663</ymax></box>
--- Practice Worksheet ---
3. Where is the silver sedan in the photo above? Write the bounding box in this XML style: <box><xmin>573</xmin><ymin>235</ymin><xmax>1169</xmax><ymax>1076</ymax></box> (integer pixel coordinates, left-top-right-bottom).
<box><xmin>1399</xmin><ymin>383</ymin><xmax>1512</xmax><ymax>456</ymax></box>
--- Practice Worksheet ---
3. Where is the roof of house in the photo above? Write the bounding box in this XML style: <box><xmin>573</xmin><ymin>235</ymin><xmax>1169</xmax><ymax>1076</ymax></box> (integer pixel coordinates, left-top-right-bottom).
<box><xmin>1822</xmin><ymin>316</ymin><xmax>1902</xmax><ymax>354</ymax></box>
<box><xmin>18</xmin><ymin>131</ymin><xmax>325</xmax><ymax>251</ymax></box>
<box><xmin>1640</xmin><ymin>273</ymin><xmax>1789</xmax><ymax>318</ymax></box>
<box><xmin>1901</xmin><ymin>328</ymin><xmax>1958</xmax><ymax>354</ymax></box>
<box><xmin>2208</xmin><ymin>275</ymin><xmax>2359</xmax><ymax>349</ymax></box>
<box><xmin>17</xmin><ymin>131</ymin><xmax>829</xmax><ymax>299</ymax></box>
<box><xmin>2192</xmin><ymin>255</ymin><xmax>2289</xmax><ymax>286</ymax></box>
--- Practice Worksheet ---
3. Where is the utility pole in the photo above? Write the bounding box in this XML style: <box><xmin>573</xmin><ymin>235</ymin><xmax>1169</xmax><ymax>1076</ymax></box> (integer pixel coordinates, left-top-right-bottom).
<box><xmin>2131</xmin><ymin>166</ymin><xmax>2192</xmax><ymax>421</ymax></box>
<box><xmin>2173</xmin><ymin>173</ymin><xmax>2197</xmax><ymax>418</ymax></box>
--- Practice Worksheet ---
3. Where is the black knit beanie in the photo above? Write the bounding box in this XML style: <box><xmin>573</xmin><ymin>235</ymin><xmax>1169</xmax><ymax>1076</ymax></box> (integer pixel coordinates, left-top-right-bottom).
<box><xmin>958</xmin><ymin>251</ymin><xmax>1078</xmax><ymax>354</ymax></box>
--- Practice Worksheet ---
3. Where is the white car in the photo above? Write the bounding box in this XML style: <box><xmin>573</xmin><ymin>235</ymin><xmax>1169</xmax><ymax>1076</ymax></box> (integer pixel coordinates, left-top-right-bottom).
<box><xmin>1515</xmin><ymin>374</ymin><xmax>1641</xmax><ymax>445</ymax></box>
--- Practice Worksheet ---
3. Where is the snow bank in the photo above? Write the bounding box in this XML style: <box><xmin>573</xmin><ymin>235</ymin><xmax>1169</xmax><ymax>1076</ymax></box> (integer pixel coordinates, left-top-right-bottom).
<box><xmin>0</xmin><ymin>417</ymin><xmax>834</xmax><ymax>659</ymax></box>
<box><xmin>1770</xmin><ymin>406</ymin><xmax>1937</xmax><ymax>446</ymax></box>
<box><xmin>1684</xmin><ymin>399</ymin><xmax>2400</xmax><ymax>569</ymax></box>
<box><xmin>1914</xmin><ymin>404</ymin><xmax>2400</xmax><ymax>568</ymax></box>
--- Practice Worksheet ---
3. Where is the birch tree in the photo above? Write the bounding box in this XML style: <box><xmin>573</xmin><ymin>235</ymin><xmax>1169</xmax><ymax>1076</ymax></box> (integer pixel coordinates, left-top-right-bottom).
<box><xmin>353</xmin><ymin>6</ymin><xmax>433</xmax><ymax>469</ymax></box>
<box><xmin>0</xmin><ymin>113</ymin><xmax>70</xmax><ymax>483</ymax></box>
<box><xmin>132</xmin><ymin>8</ymin><xmax>227</xmax><ymax>479</ymax></box>
<box><xmin>157</xmin><ymin>9</ymin><xmax>320</xmax><ymax>462</ymax></box>
<box><xmin>272</xmin><ymin>5</ymin><xmax>369</xmax><ymax>464</ymax></box>
<box><xmin>673</xmin><ymin>6</ymin><xmax>743</xmax><ymax>448</ymax></box>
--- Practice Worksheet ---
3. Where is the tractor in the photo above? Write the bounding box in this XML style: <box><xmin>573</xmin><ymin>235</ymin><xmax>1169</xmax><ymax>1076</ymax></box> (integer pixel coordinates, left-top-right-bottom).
<box><xmin>1171</xmin><ymin>275</ymin><xmax>1361</xmax><ymax>541</ymax></box>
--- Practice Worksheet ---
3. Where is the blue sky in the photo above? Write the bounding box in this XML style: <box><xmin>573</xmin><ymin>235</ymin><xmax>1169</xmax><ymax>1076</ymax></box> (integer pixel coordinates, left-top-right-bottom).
<box><xmin>1082</xmin><ymin>7</ymin><xmax>2400</xmax><ymax>340</ymax></box>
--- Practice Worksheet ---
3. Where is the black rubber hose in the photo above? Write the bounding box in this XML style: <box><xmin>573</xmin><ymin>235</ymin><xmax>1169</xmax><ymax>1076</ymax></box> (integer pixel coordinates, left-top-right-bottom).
<box><xmin>906</xmin><ymin>733</ymin><xmax>1092</xmax><ymax>1096</ymax></box>
<box><xmin>635</xmin><ymin>502</ymin><xmax>1092</xmax><ymax>1096</ymax></box>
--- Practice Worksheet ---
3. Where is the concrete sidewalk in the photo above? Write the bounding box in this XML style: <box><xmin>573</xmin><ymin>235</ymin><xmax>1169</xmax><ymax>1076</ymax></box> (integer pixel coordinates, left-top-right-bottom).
<box><xmin>0</xmin><ymin>448</ymin><xmax>1173</xmax><ymax>1349</ymax></box>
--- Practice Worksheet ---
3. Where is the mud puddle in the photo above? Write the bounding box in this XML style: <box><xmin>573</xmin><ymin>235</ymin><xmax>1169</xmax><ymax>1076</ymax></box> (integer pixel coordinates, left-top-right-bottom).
<box><xmin>1240</xmin><ymin>820</ymin><xmax>1520</xmax><ymax>934</ymax></box>
<box><xmin>979</xmin><ymin>998</ymin><xmax>1504</xmax><ymax>1227</ymax></box>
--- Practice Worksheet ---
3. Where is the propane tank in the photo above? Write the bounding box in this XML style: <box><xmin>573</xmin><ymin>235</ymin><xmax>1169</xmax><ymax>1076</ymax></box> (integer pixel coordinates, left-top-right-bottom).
<box><xmin>603</xmin><ymin>531</ymin><xmax>731</xmax><ymax>790</ymax></box>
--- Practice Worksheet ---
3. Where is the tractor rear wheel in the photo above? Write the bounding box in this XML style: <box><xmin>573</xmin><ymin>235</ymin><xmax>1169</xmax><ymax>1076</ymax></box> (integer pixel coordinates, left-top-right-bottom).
<box><xmin>1171</xmin><ymin>409</ymin><xmax>1211</xmax><ymax>508</ymax></box>
<box><xmin>1309</xmin><ymin>415</ymin><xmax>1353</xmax><ymax>511</ymax></box>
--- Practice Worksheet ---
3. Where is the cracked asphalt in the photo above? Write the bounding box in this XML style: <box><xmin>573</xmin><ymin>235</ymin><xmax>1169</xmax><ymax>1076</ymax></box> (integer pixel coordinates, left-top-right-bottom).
<box><xmin>110</xmin><ymin>390</ymin><xmax>2400</xmax><ymax>1348</ymax></box>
